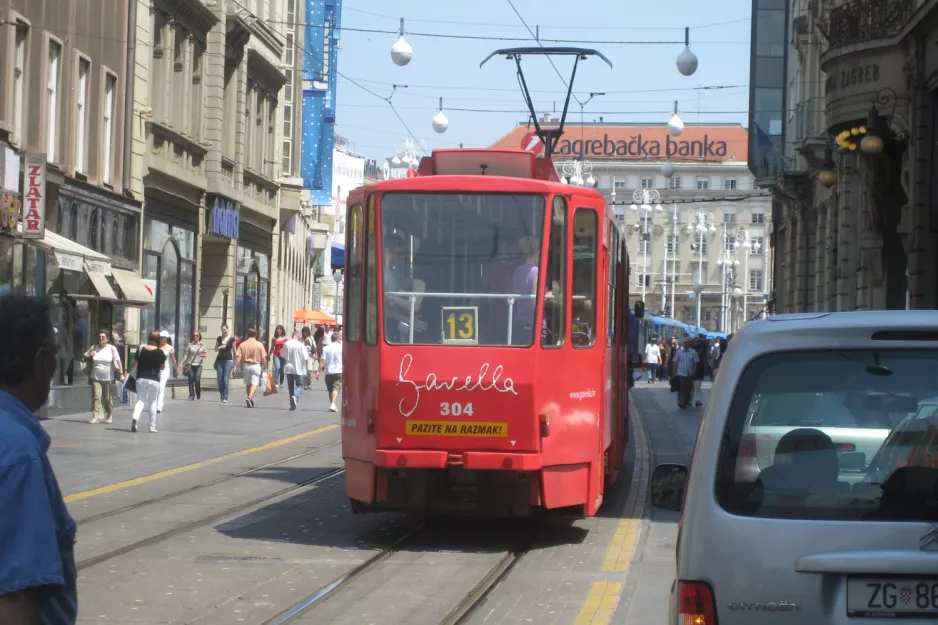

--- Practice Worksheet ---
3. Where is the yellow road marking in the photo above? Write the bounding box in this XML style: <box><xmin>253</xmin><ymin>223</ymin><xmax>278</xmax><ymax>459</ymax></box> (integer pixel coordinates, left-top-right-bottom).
<box><xmin>600</xmin><ymin>518</ymin><xmax>642</xmax><ymax>572</ymax></box>
<box><xmin>574</xmin><ymin>581</ymin><xmax>624</xmax><ymax>625</ymax></box>
<box><xmin>64</xmin><ymin>423</ymin><xmax>340</xmax><ymax>503</ymax></box>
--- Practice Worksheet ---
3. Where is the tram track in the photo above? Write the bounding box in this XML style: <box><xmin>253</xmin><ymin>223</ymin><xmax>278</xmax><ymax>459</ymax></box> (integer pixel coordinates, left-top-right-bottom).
<box><xmin>75</xmin><ymin>440</ymin><xmax>342</xmax><ymax>527</ymax></box>
<box><xmin>76</xmin><ymin>441</ymin><xmax>345</xmax><ymax>571</ymax></box>
<box><xmin>263</xmin><ymin>520</ymin><xmax>536</xmax><ymax>625</ymax></box>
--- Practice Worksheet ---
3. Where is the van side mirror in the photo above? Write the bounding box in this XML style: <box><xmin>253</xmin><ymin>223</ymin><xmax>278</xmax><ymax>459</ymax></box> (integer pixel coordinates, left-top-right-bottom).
<box><xmin>649</xmin><ymin>463</ymin><xmax>688</xmax><ymax>511</ymax></box>
<box><xmin>634</xmin><ymin>300</ymin><xmax>645</xmax><ymax>319</ymax></box>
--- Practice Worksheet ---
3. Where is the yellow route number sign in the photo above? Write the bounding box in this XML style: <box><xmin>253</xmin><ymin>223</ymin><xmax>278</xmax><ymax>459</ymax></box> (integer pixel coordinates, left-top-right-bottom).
<box><xmin>441</xmin><ymin>306</ymin><xmax>478</xmax><ymax>344</ymax></box>
<box><xmin>406</xmin><ymin>421</ymin><xmax>508</xmax><ymax>437</ymax></box>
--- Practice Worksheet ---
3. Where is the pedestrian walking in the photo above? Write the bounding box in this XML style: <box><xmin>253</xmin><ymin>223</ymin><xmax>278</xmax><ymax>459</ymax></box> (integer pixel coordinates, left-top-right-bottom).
<box><xmin>214</xmin><ymin>324</ymin><xmax>236</xmax><ymax>403</ymax></box>
<box><xmin>320</xmin><ymin>332</ymin><xmax>343</xmax><ymax>412</ymax></box>
<box><xmin>301</xmin><ymin>326</ymin><xmax>315</xmax><ymax>389</ymax></box>
<box><xmin>234</xmin><ymin>328</ymin><xmax>267</xmax><ymax>408</ymax></box>
<box><xmin>132</xmin><ymin>331</ymin><xmax>167</xmax><ymax>433</ymax></box>
<box><xmin>644</xmin><ymin>337</ymin><xmax>660</xmax><ymax>383</ymax></box>
<box><xmin>84</xmin><ymin>329</ymin><xmax>125</xmax><ymax>424</ymax></box>
<box><xmin>156</xmin><ymin>330</ymin><xmax>177</xmax><ymax>413</ymax></box>
<box><xmin>673</xmin><ymin>337</ymin><xmax>700</xmax><ymax>409</ymax></box>
<box><xmin>0</xmin><ymin>295</ymin><xmax>78</xmax><ymax>624</ymax></box>
<box><xmin>270</xmin><ymin>325</ymin><xmax>288</xmax><ymax>388</ymax></box>
<box><xmin>180</xmin><ymin>331</ymin><xmax>207</xmax><ymax>400</ymax></box>
<box><xmin>692</xmin><ymin>336</ymin><xmax>707</xmax><ymax>408</ymax></box>
<box><xmin>313</xmin><ymin>324</ymin><xmax>325</xmax><ymax>361</ymax></box>
<box><xmin>281</xmin><ymin>330</ymin><xmax>308</xmax><ymax>410</ymax></box>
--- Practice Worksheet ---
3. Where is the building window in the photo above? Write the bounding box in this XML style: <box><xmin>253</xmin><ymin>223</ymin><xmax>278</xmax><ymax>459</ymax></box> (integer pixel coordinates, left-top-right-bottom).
<box><xmin>666</xmin><ymin>234</ymin><xmax>678</xmax><ymax>254</ymax></box>
<box><xmin>286</xmin><ymin>0</ymin><xmax>295</xmax><ymax>24</ymax></box>
<box><xmin>223</xmin><ymin>64</ymin><xmax>237</xmax><ymax>157</ymax></box>
<box><xmin>668</xmin><ymin>176</ymin><xmax>681</xmax><ymax>190</ymax></box>
<box><xmin>172</xmin><ymin>26</ymin><xmax>186</xmax><ymax>130</ymax></box>
<box><xmin>724</xmin><ymin>236</ymin><xmax>736</xmax><ymax>252</ymax></box>
<box><xmin>640</xmin><ymin>177</ymin><xmax>654</xmax><ymax>189</ymax></box>
<box><xmin>614</xmin><ymin>179</ymin><xmax>626</xmax><ymax>190</ymax></box>
<box><xmin>12</xmin><ymin>22</ymin><xmax>29</xmax><ymax>148</ymax></box>
<box><xmin>751</xmin><ymin>212</ymin><xmax>765</xmax><ymax>224</ymax></box>
<box><xmin>267</xmin><ymin>97</ymin><xmax>277</xmax><ymax>179</ymax></box>
<box><xmin>74</xmin><ymin>56</ymin><xmax>90</xmax><ymax>174</ymax></box>
<box><xmin>102</xmin><ymin>73</ymin><xmax>116</xmax><ymax>185</ymax></box>
<box><xmin>724</xmin><ymin>178</ymin><xmax>738</xmax><ymax>190</ymax></box>
<box><xmin>723</xmin><ymin>212</ymin><xmax>736</xmax><ymax>224</ymax></box>
<box><xmin>750</xmin><ymin>236</ymin><xmax>764</xmax><ymax>253</ymax></box>
<box><xmin>695</xmin><ymin>176</ymin><xmax>709</xmax><ymax>190</ymax></box>
<box><xmin>692</xmin><ymin>239</ymin><xmax>708</xmax><ymax>255</ymax></box>
<box><xmin>750</xmin><ymin>269</ymin><xmax>764</xmax><ymax>291</ymax></box>
<box><xmin>47</xmin><ymin>39</ymin><xmax>62</xmax><ymax>163</ymax></box>
<box><xmin>150</xmin><ymin>12</ymin><xmax>166</xmax><ymax>121</ymax></box>
<box><xmin>190</xmin><ymin>41</ymin><xmax>204</xmax><ymax>140</ymax></box>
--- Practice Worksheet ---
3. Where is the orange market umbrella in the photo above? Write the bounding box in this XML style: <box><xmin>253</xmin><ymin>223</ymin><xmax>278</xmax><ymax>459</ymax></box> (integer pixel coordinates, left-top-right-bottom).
<box><xmin>294</xmin><ymin>309</ymin><xmax>335</xmax><ymax>324</ymax></box>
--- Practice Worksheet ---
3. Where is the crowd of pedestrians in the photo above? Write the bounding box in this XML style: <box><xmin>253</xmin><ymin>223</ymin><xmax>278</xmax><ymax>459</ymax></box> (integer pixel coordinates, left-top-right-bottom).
<box><xmin>643</xmin><ymin>333</ymin><xmax>731</xmax><ymax>409</ymax></box>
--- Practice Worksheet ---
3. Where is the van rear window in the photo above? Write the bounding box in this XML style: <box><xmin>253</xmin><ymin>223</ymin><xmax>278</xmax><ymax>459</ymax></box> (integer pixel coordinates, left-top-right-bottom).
<box><xmin>716</xmin><ymin>350</ymin><xmax>938</xmax><ymax>522</ymax></box>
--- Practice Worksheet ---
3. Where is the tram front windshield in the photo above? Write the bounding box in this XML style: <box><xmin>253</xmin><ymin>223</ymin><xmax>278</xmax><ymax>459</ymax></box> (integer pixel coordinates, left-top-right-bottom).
<box><xmin>381</xmin><ymin>193</ymin><xmax>546</xmax><ymax>346</ymax></box>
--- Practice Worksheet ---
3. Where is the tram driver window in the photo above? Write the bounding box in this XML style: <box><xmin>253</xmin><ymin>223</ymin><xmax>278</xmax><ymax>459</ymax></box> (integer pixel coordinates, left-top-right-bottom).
<box><xmin>541</xmin><ymin>197</ymin><xmax>566</xmax><ymax>348</ymax></box>
<box><xmin>572</xmin><ymin>209</ymin><xmax>598</xmax><ymax>348</ymax></box>
<box><xmin>380</xmin><ymin>193</ymin><xmax>546</xmax><ymax>346</ymax></box>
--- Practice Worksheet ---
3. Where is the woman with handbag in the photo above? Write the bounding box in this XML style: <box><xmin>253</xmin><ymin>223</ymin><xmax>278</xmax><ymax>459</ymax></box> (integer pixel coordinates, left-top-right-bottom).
<box><xmin>180</xmin><ymin>331</ymin><xmax>208</xmax><ymax>400</ymax></box>
<box><xmin>84</xmin><ymin>329</ymin><xmax>125</xmax><ymax>424</ymax></box>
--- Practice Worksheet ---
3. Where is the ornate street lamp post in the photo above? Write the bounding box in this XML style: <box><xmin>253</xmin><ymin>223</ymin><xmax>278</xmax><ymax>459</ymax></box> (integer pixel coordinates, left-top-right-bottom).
<box><xmin>691</xmin><ymin>211</ymin><xmax>716</xmax><ymax>330</ymax></box>
<box><xmin>560</xmin><ymin>158</ymin><xmax>596</xmax><ymax>187</ymax></box>
<box><xmin>630</xmin><ymin>189</ymin><xmax>664</xmax><ymax>302</ymax></box>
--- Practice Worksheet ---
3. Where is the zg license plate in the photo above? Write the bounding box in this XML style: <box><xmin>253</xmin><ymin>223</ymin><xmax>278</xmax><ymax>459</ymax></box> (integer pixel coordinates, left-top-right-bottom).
<box><xmin>847</xmin><ymin>578</ymin><xmax>938</xmax><ymax>618</ymax></box>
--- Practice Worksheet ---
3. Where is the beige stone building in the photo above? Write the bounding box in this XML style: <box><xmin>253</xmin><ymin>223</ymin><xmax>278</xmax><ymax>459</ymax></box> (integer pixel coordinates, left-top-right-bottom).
<box><xmin>493</xmin><ymin>122</ymin><xmax>774</xmax><ymax>334</ymax></box>
<box><xmin>752</xmin><ymin>0</ymin><xmax>938</xmax><ymax>313</ymax></box>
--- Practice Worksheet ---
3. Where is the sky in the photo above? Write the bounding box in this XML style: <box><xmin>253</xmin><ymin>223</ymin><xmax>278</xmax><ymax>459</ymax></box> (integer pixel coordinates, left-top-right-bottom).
<box><xmin>332</xmin><ymin>0</ymin><xmax>754</xmax><ymax>162</ymax></box>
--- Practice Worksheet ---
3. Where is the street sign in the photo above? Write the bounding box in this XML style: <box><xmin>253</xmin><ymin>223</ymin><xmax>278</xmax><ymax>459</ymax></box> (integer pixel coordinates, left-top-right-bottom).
<box><xmin>521</xmin><ymin>132</ymin><xmax>545</xmax><ymax>156</ymax></box>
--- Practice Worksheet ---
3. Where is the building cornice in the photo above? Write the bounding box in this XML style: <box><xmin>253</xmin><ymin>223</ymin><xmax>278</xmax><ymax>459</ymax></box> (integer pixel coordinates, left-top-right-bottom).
<box><xmin>247</xmin><ymin>48</ymin><xmax>287</xmax><ymax>95</ymax></box>
<box><xmin>156</xmin><ymin>0</ymin><xmax>218</xmax><ymax>37</ymax></box>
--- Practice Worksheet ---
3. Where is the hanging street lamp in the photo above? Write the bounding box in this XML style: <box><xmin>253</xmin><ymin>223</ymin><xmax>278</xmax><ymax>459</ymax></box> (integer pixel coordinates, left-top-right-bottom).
<box><xmin>667</xmin><ymin>101</ymin><xmax>684</xmax><ymax>137</ymax></box>
<box><xmin>676</xmin><ymin>27</ymin><xmax>699</xmax><ymax>76</ymax></box>
<box><xmin>391</xmin><ymin>18</ymin><xmax>413</xmax><ymax>67</ymax></box>
<box><xmin>432</xmin><ymin>97</ymin><xmax>449</xmax><ymax>134</ymax></box>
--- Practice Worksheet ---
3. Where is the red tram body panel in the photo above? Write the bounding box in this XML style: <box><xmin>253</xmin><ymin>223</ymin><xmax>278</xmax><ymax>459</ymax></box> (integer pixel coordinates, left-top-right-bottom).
<box><xmin>340</xmin><ymin>149</ymin><xmax>632</xmax><ymax>517</ymax></box>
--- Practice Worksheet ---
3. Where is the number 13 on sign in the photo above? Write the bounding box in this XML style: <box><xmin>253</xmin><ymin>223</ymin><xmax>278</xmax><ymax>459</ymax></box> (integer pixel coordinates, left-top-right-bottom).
<box><xmin>441</xmin><ymin>306</ymin><xmax>477</xmax><ymax>343</ymax></box>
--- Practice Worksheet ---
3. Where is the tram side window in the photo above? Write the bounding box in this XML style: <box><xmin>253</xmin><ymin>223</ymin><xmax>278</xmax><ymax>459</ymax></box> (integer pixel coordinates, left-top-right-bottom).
<box><xmin>364</xmin><ymin>197</ymin><xmax>378</xmax><ymax>344</ymax></box>
<box><xmin>541</xmin><ymin>196</ymin><xmax>566</xmax><ymax>348</ymax></box>
<box><xmin>607</xmin><ymin>222</ymin><xmax>618</xmax><ymax>347</ymax></box>
<box><xmin>345</xmin><ymin>204</ymin><xmax>363</xmax><ymax>343</ymax></box>
<box><xmin>572</xmin><ymin>209</ymin><xmax>597</xmax><ymax>348</ymax></box>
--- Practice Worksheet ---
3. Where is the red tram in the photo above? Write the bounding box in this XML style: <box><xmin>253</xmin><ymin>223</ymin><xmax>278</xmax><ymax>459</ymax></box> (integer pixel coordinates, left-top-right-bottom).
<box><xmin>340</xmin><ymin>147</ymin><xmax>633</xmax><ymax>517</ymax></box>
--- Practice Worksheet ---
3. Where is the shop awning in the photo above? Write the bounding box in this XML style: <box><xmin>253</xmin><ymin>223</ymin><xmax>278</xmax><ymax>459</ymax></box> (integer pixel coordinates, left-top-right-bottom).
<box><xmin>18</xmin><ymin>224</ymin><xmax>112</xmax><ymax>274</ymax></box>
<box><xmin>331</xmin><ymin>240</ymin><xmax>345</xmax><ymax>268</ymax></box>
<box><xmin>84</xmin><ymin>264</ymin><xmax>121</xmax><ymax>302</ymax></box>
<box><xmin>294</xmin><ymin>309</ymin><xmax>336</xmax><ymax>324</ymax></box>
<box><xmin>111</xmin><ymin>268</ymin><xmax>155</xmax><ymax>307</ymax></box>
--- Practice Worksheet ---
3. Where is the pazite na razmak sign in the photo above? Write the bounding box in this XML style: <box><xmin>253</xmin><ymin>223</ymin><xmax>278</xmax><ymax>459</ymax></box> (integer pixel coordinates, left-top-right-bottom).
<box><xmin>22</xmin><ymin>154</ymin><xmax>47</xmax><ymax>239</ymax></box>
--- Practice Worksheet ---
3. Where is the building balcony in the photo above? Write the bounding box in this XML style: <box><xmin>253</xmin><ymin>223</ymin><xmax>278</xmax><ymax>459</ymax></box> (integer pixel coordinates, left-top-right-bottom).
<box><xmin>817</xmin><ymin>0</ymin><xmax>916</xmax><ymax>51</ymax></box>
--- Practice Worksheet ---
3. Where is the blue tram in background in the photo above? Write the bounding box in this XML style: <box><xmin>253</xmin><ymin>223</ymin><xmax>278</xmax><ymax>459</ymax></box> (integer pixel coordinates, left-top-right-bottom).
<box><xmin>627</xmin><ymin>309</ymin><xmax>727</xmax><ymax>370</ymax></box>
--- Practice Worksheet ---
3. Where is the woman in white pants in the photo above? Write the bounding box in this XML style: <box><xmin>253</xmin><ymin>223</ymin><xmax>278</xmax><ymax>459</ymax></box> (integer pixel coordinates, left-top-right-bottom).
<box><xmin>156</xmin><ymin>330</ymin><xmax>177</xmax><ymax>413</ymax></box>
<box><xmin>132</xmin><ymin>331</ymin><xmax>168</xmax><ymax>433</ymax></box>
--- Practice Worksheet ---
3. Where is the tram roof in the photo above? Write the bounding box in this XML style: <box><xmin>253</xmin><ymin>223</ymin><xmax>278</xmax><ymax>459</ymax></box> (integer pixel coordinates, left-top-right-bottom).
<box><xmin>365</xmin><ymin>175</ymin><xmax>568</xmax><ymax>195</ymax></box>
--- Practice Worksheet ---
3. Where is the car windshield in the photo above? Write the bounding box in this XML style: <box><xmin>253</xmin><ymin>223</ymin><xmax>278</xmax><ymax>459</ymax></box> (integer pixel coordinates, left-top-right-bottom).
<box><xmin>717</xmin><ymin>350</ymin><xmax>938</xmax><ymax>522</ymax></box>
<box><xmin>381</xmin><ymin>193</ymin><xmax>546</xmax><ymax>347</ymax></box>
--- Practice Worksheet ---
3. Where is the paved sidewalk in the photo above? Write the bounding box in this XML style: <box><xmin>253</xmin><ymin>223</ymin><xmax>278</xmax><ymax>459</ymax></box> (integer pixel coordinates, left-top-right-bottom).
<box><xmin>44</xmin><ymin>383</ymin><xmax>342</xmax><ymax>497</ymax></box>
<box><xmin>614</xmin><ymin>381</ymin><xmax>707</xmax><ymax>624</ymax></box>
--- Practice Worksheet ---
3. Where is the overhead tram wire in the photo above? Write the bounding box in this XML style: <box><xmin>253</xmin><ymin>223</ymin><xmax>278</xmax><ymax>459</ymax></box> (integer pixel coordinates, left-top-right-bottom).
<box><xmin>338</xmin><ymin>73</ymin><xmax>428</xmax><ymax>154</ymax></box>
<box><xmin>504</xmin><ymin>0</ymin><xmax>583</xmax><ymax>107</ymax></box>
<box><xmin>342</xmin><ymin>4</ymin><xmax>750</xmax><ymax>31</ymax></box>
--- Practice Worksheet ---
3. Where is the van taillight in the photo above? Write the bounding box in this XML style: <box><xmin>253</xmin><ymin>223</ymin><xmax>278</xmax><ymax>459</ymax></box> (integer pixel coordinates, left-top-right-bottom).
<box><xmin>679</xmin><ymin>581</ymin><xmax>718</xmax><ymax>625</ymax></box>
<box><xmin>738</xmin><ymin>434</ymin><xmax>757</xmax><ymax>459</ymax></box>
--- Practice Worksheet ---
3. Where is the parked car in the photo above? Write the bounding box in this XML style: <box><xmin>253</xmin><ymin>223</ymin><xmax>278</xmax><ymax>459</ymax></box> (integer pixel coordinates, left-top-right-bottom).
<box><xmin>650</xmin><ymin>311</ymin><xmax>938</xmax><ymax>625</ymax></box>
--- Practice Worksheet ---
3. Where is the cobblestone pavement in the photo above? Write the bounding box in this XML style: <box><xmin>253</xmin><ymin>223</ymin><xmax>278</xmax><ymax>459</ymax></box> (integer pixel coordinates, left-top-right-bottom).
<box><xmin>52</xmin><ymin>381</ymin><xmax>702</xmax><ymax>624</ymax></box>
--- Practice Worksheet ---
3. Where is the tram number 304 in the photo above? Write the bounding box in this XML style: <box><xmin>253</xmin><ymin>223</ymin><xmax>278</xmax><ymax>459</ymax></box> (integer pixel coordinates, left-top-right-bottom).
<box><xmin>440</xmin><ymin>402</ymin><xmax>474</xmax><ymax>417</ymax></box>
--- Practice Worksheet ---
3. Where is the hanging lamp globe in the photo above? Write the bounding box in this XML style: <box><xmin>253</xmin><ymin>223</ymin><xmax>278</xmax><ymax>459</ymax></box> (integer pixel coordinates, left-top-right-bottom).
<box><xmin>391</xmin><ymin>35</ymin><xmax>413</xmax><ymax>67</ymax></box>
<box><xmin>677</xmin><ymin>46</ymin><xmax>698</xmax><ymax>76</ymax></box>
<box><xmin>667</xmin><ymin>113</ymin><xmax>685</xmax><ymax>137</ymax></box>
<box><xmin>662</xmin><ymin>160</ymin><xmax>676</xmax><ymax>178</ymax></box>
<box><xmin>432</xmin><ymin>110</ymin><xmax>449</xmax><ymax>134</ymax></box>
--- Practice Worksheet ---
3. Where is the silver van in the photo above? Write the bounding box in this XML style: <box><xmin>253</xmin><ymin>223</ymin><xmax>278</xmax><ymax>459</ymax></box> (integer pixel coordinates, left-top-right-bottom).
<box><xmin>650</xmin><ymin>311</ymin><xmax>938</xmax><ymax>624</ymax></box>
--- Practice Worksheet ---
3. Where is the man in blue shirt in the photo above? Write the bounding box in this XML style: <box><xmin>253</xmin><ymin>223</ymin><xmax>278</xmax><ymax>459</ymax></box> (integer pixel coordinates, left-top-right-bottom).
<box><xmin>0</xmin><ymin>294</ymin><xmax>78</xmax><ymax>624</ymax></box>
